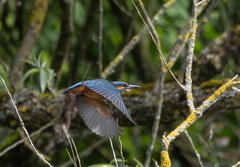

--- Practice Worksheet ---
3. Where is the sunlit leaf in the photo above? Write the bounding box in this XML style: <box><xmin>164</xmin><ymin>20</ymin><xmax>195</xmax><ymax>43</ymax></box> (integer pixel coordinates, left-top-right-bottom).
<box><xmin>46</xmin><ymin>69</ymin><xmax>55</xmax><ymax>88</ymax></box>
<box><xmin>37</xmin><ymin>52</ymin><xmax>43</xmax><ymax>67</ymax></box>
<box><xmin>39</xmin><ymin>69</ymin><xmax>47</xmax><ymax>93</ymax></box>
<box><xmin>41</xmin><ymin>62</ymin><xmax>47</xmax><ymax>68</ymax></box>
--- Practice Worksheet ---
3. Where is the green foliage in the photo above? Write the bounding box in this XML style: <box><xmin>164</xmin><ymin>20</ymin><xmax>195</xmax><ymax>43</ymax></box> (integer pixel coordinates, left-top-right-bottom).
<box><xmin>20</xmin><ymin>52</ymin><xmax>55</xmax><ymax>93</ymax></box>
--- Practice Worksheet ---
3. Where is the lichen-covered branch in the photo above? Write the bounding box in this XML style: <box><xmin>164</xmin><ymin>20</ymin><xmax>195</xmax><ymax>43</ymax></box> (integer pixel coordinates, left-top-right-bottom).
<box><xmin>160</xmin><ymin>76</ymin><xmax>240</xmax><ymax>167</ymax></box>
<box><xmin>184</xmin><ymin>0</ymin><xmax>198</xmax><ymax>113</ymax></box>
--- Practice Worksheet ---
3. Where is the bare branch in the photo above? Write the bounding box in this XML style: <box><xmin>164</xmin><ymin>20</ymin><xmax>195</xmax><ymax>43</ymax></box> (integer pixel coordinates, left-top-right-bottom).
<box><xmin>59</xmin><ymin>138</ymin><xmax>107</xmax><ymax>167</ymax></box>
<box><xmin>132</xmin><ymin>0</ymin><xmax>183</xmax><ymax>88</ymax></box>
<box><xmin>62</xmin><ymin>125</ymin><xmax>81</xmax><ymax>167</ymax></box>
<box><xmin>131</xmin><ymin>1</ymin><xmax>164</xmax><ymax>166</ymax></box>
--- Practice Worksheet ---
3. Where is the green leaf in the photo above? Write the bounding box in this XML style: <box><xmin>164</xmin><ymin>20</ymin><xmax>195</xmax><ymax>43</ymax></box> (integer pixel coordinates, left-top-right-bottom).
<box><xmin>41</xmin><ymin>62</ymin><xmax>47</xmax><ymax>69</ymax></box>
<box><xmin>22</xmin><ymin>59</ymin><xmax>37</xmax><ymax>67</ymax></box>
<box><xmin>39</xmin><ymin>69</ymin><xmax>47</xmax><ymax>93</ymax></box>
<box><xmin>37</xmin><ymin>52</ymin><xmax>43</xmax><ymax>67</ymax></box>
<box><xmin>46</xmin><ymin>68</ymin><xmax>55</xmax><ymax>87</ymax></box>
<box><xmin>20</xmin><ymin>68</ymin><xmax>39</xmax><ymax>84</ymax></box>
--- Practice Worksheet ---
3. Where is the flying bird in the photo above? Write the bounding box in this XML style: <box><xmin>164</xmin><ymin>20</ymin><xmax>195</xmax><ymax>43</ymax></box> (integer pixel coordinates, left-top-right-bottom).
<box><xmin>63</xmin><ymin>79</ymin><xmax>140</xmax><ymax>138</ymax></box>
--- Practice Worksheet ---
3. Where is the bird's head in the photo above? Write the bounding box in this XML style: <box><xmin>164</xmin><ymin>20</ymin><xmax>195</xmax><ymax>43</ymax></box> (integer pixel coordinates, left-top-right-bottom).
<box><xmin>111</xmin><ymin>81</ymin><xmax>140</xmax><ymax>93</ymax></box>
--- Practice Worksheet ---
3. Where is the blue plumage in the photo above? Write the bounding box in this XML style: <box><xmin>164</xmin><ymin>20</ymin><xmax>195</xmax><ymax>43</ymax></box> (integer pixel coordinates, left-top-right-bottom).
<box><xmin>63</xmin><ymin>79</ymin><xmax>140</xmax><ymax>138</ymax></box>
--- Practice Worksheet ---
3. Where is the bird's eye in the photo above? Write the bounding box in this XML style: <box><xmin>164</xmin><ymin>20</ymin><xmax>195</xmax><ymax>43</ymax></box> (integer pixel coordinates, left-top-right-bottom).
<box><xmin>124</xmin><ymin>83</ymin><xmax>128</xmax><ymax>87</ymax></box>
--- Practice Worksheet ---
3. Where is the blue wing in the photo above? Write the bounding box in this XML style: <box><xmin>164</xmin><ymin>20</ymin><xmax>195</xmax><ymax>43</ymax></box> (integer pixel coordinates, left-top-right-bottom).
<box><xmin>68</xmin><ymin>81</ymin><xmax>84</xmax><ymax>89</ymax></box>
<box><xmin>76</xmin><ymin>95</ymin><xmax>122</xmax><ymax>138</ymax></box>
<box><xmin>63</xmin><ymin>81</ymin><xmax>85</xmax><ymax>94</ymax></box>
<box><xmin>85</xmin><ymin>79</ymin><xmax>136</xmax><ymax>124</ymax></box>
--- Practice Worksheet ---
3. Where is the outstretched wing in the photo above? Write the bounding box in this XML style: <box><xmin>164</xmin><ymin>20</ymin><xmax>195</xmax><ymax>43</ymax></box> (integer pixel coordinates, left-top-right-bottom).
<box><xmin>76</xmin><ymin>95</ymin><xmax>122</xmax><ymax>138</ymax></box>
<box><xmin>85</xmin><ymin>79</ymin><xmax>136</xmax><ymax>124</ymax></box>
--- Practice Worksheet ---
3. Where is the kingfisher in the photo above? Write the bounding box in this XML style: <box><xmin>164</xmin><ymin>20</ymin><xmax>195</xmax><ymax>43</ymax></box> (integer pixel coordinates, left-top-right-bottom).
<box><xmin>63</xmin><ymin>79</ymin><xmax>140</xmax><ymax>138</ymax></box>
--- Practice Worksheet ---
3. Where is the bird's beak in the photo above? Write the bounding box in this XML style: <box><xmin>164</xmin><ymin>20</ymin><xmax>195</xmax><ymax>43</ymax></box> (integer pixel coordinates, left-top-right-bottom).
<box><xmin>126</xmin><ymin>84</ymin><xmax>141</xmax><ymax>89</ymax></box>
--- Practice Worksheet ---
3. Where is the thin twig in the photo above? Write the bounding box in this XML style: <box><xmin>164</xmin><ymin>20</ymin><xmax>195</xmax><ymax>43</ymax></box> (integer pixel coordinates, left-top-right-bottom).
<box><xmin>63</xmin><ymin>125</ymin><xmax>77</xmax><ymax>166</ymax></box>
<box><xmin>59</xmin><ymin>138</ymin><xmax>107</xmax><ymax>167</ymax></box>
<box><xmin>196</xmin><ymin>0</ymin><xmax>220</xmax><ymax>37</ymax></box>
<box><xmin>66</xmin><ymin>149</ymin><xmax>75</xmax><ymax>166</ymax></box>
<box><xmin>132</xmin><ymin>0</ymin><xmax>183</xmax><ymax>89</ymax></box>
<box><xmin>131</xmin><ymin>1</ymin><xmax>178</xmax><ymax>166</ymax></box>
<box><xmin>72</xmin><ymin>138</ymin><xmax>81</xmax><ymax>167</ymax></box>
<box><xmin>0</xmin><ymin>76</ymin><xmax>53</xmax><ymax>167</ymax></box>
<box><xmin>112</xmin><ymin>0</ymin><xmax>132</xmax><ymax>17</ymax></box>
<box><xmin>101</xmin><ymin>0</ymin><xmax>176</xmax><ymax>78</ymax></box>
<box><xmin>184</xmin><ymin>130</ymin><xmax>204</xmax><ymax>167</ymax></box>
<box><xmin>118</xmin><ymin>137</ymin><xmax>125</xmax><ymax>167</ymax></box>
<box><xmin>144</xmin><ymin>74</ymin><xmax>164</xmax><ymax>167</ymax></box>
<box><xmin>62</xmin><ymin>125</ymin><xmax>81</xmax><ymax>167</ymax></box>
<box><xmin>109</xmin><ymin>138</ymin><xmax>119</xmax><ymax>167</ymax></box>
<box><xmin>98</xmin><ymin>0</ymin><xmax>103</xmax><ymax>78</ymax></box>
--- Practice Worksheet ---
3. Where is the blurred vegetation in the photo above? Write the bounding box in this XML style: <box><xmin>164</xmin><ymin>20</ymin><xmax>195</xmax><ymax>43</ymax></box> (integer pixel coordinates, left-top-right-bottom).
<box><xmin>0</xmin><ymin>0</ymin><xmax>240</xmax><ymax>166</ymax></box>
